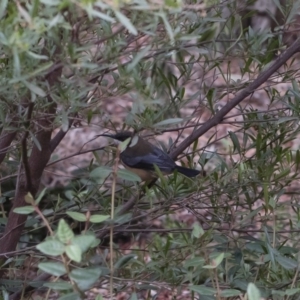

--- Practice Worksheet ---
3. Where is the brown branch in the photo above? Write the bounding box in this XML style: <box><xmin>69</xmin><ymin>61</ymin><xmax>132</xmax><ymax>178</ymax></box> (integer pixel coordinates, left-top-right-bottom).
<box><xmin>21</xmin><ymin>103</ymin><xmax>34</xmax><ymax>193</ymax></box>
<box><xmin>50</xmin><ymin>119</ymin><xmax>74</xmax><ymax>153</ymax></box>
<box><xmin>0</xmin><ymin>61</ymin><xmax>63</xmax><ymax>256</ymax></box>
<box><xmin>170</xmin><ymin>38</ymin><xmax>300</xmax><ymax>159</ymax></box>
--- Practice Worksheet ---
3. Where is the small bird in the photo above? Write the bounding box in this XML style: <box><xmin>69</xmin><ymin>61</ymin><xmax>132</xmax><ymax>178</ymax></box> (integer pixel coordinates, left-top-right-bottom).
<box><xmin>100</xmin><ymin>131</ymin><xmax>200</xmax><ymax>181</ymax></box>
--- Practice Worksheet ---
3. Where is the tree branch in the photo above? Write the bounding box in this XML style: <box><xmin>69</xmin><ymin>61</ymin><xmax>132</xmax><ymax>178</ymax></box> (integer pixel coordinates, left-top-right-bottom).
<box><xmin>21</xmin><ymin>103</ymin><xmax>34</xmax><ymax>193</ymax></box>
<box><xmin>0</xmin><ymin>62</ymin><xmax>63</xmax><ymax>255</ymax></box>
<box><xmin>171</xmin><ymin>38</ymin><xmax>300</xmax><ymax>159</ymax></box>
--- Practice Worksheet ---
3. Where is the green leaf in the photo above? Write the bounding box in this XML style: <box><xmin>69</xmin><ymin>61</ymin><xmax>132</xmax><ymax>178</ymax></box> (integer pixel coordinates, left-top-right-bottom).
<box><xmin>23</xmin><ymin>194</ymin><xmax>34</xmax><ymax>207</ymax></box>
<box><xmin>192</xmin><ymin>223</ymin><xmax>204</xmax><ymax>238</ymax></box>
<box><xmin>43</xmin><ymin>281</ymin><xmax>73</xmax><ymax>291</ymax></box>
<box><xmin>114</xmin><ymin>10</ymin><xmax>137</xmax><ymax>35</ymax></box>
<box><xmin>90</xmin><ymin>166</ymin><xmax>112</xmax><ymax>181</ymax></box>
<box><xmin>129</xmin><ymin>292</ymin><xmax>138</xmax><ymax>300</ymax></box>
<box><xmin>89</xmin><ymin>214</ymin><xmax>110</xmax><ymax>223</ymax></box>
<box><xmin>38</xmin><ymin>262</ymin><xmax>67</xmax><ymax>276</ymax></box>
<box><xmin>69</xmin><ymin>267</ymin><xmax>101</xmax><ymax>290</ymax></box>
<box><xmin>35</xmin><ymin>188</ymin><xmax>47</xmax><ymax>205</ymax></box>
<box><xmin>228</xmin><ymin>131</ymin><xmax>241</xmax><ymax>152</ymax></box>
<box><xmin>247</xmin><ymin>283</ymin><xmax>261</xmax><ymax>300</ymax></box>
<box><xmin>23</xmin><ymin>80</ymin><xmax>46</xmax><ymax>97</ymax></box>
<box><xmin>127</xmin><ymin>45</ymin><xmax>151</xmax><ymax>71</ymax></box>
<box><xmin>114</xmin><ymin>254</ymin><xmax>136</xmax><ymax>269</ymax></box>
<box><xmin>154</xmin><ymin>118</ymin><xmax>184</xmax><ymax>127</ymax></box>
<box><xmin>89</xmin><ymin>9</ymin><xmax>115</xmax><ymax>23</ymax></box>
<box><xmin>36</xmin><ymin>240</ymin><xmax>65</xmax><ymax>256</ymax></box>
<box><xmin>203</xmin><ymin>253</ymin><xmax>224</xmax><ymax>269</ymax></box>
<box><xmin>13</xmin><ymin>206</ymin><xmax>35</xmax><ymax>214</ymax></box>
<box><xmin>275</xmin><ymin>254</ymin><xmax>298</xmax><ymax>270</ymax></box>
<box><xmin>119</xmin><ymin>137</ymin><xmax>131</xmax><ymax>152</ymax></box>
<box><xmin>65</xmin><ymin>244</ymin><xmax>82</xmax><ymax>262</ymax></box>
<box><xmin>71</xmin><ymin>235</ymin><xmax>96</xmax><ymax>253</ymax></box>
<box><xmin>27</xmin><ymin>51</ymin><xmax>48</xmax><ymax>60</ymax></box>
<box><xmin>0</xmin><ymin>0</ymin><xmax>8</xmax><ymax>19</ymax></box>
<box><xmin>13</xmin><ymin>48</ymin><xmax>20</xmax><ymax>77</ymax></box>
<box><xmin>220</xmin><ymin>289</ymin><xmax>241</xmax><ymax>297</ymax></box>
<box><xmin>117</xmin><ymin>169</ymin><xmax>141</xmax><ymax>182</ymax></box>
<box><xmin>66</xmin><ymin>211</ymin><xmax>87</xmax><ymax>222</ymax></box>
<box><xmin>189</xmin><ymin>285</ymin><xmax>216</xmax><ymax>296</ymax></box>
<box><xmin>285</xmin><ymin>288</ymin><xmax>300</xmax><ymax>296</ymax></box>
<box><xmin>30</xmin><ymin>131</ymin><xmax>42</xmax><ymax>151</ymax></box>
<box><xmin>57</xmin><ymin>219</ymin><xmax>74</xmax><ymax>243</ymax></box>
<box><xmin>57</xmin><ymin>292</ymin><xmax>81</xmax><ymax>300</ymax></box>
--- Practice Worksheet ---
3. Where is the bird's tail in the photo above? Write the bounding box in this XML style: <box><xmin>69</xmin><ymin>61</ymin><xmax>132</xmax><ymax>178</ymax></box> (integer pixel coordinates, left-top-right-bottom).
<box><xmin>175</xmin><ymin>165</ymin><xmax>200</xmax><ymax>177</ymax></box>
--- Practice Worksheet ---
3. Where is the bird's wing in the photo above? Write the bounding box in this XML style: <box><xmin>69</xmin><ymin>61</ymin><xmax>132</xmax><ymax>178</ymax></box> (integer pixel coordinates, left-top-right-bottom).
<box><xmin>120</xmin><ymin>147</ymin><xmax>175</xmax><ymax>173</ymax></box>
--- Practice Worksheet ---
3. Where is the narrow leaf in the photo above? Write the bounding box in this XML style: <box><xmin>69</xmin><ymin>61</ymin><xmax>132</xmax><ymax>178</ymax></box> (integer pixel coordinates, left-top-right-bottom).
<box><xmin>36</xmin><ymin>240</ymin><xmax>65</xmax><ymax>256</ymax></box>
<box><xmin>13</xmin><ymin>206</ymin><xmax>35</xmax><ymax>214</ymax></box>
<box><xmin>114</xmin><ymin>10</ymin><xmax>137</xmax><ymax>35</ymax></box>
<box><xmin>23</xmin><ymin>80</ymin><xmax>46</xmax><ymax>97</ymax></box>
<box><xmin>89</xmin><ymin>214</ymin><xmax>110</xmax><ymax>223</ymax></box>
<box><xmin>38</xmin><ymin>262</ymin><xmax>67</xmax><ymax>276</ymax></box>
<box><xmin>66</xmin><ymin>211</ymin><xmax>87</xmax><ymax>222</ymax></box>
<box><xmin>117</xmin><ymin>169</ymin><xmax>141</xmax><ymax>182</ymax></box>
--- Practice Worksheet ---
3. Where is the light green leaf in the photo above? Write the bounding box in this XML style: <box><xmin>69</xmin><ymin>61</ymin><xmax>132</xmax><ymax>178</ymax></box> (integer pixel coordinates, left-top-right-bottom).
<box><xmin>220</xmin><ymin>289</ymin><xmax>241</xmax><ymax>297</ymax></box>
<box><xmin>36</xmin><ymin>240</ymin><xmax>65</xmax><ymax>256</ymax></box>
<box><xmin>90</xmin><ymin>166</ymin><xmax>112</xmax><ymax>181</ymax></box>
<box><xmin>114</xmin><ymin>10</ymin><xmax>137</xmax><ymax>35</ymax></box>
<box><xmin>25</xmin><ymin>192</ymin><xmax>35</xmax><ymax>205</ymax></box>
<box><xmin>129</xmin><ymin>292</ymin><xmax>138</xmax><ymax>300</ymax></box>
<box><xmin>70</xmin><ymin>267</ymin><xmax>101</xmax><ymax>290</ymax></box>
<box><xmin>0</xmin><ymin>0</ymin><xmax>8</xmax><ymax>19</ymax></box>
<box><xmin>57</xmin><ymin>219</ymin><xmax>74</xmax><ymax>243</ymax></box>
<box><xmin>275</xmin><ymin>254</ymin><xmax>298</xmax><ymax>270</ymax></box>
<box><xmin>203</xmin><ymin>253</ymin><xmax>224</xmax><ymax>269</ymax></box>
<box><xmin>189</xmin><ymin>285</ymin><xmax>216</xmax><ymax>296</ymax></box>
<box><xmin>127</xmin><ymin>45</ymin><xmax>151</xmax><ymax>71</ymax></box>
<box><xmin>13</xmin><ymin>206</ymin><xmax>35</xmax><ymax>214</ymax></box>
<box><xmin>23</xmin><ymin>80</ymin><xmax>46</xmax><ymax>97</ymax></box>
<box><xmin>43</xmin><ymin>281</ymin><xmax>73</xmax><ymax>290</ymax></box>
<box><xmin>35</xmin><ymin>188</ymin><xmax>47</xmax><ymax>205</ymax></box>
<box><xmin>285</xmin><ymin>288</ymin><xmax>300</xmax><ymax>296</ymax></box>
<box><xmin>65</xmin><ymin>244</ymin><xmax>82</xmax><ymax>262</ymax></box>
<box><xmin>71</xmin><ymin>235</ymin><xmax>96</xmax><ymax>253</ymax></box>
<box><xmin>114</xmin><ymin>254</ymin><xmax>136</xmax><ymax>269</ymax></box>
<box><xmin>247</xmin><ymin>283</ymin><xmax>261</xmax><ymax>300</ymax></box>
<box><xmin>57</xmin><ymin>292</ymin><xmax>81</xmax><ymax>300</ymax></box>
<box><xmin>13</xmin><ymin>48</ymin><xmax>20</xmax><ymax>77</ymax></box>
<box><xmin>117</xmin><ymin>169</ymin><xmax>141</xmax><ymax>182</ymax></box>
<box><xmin>90</xmin><ymin>10</ymin><xmax>115</xmax><ymax>22</ymax></box>
<box><xmin>119</xmin><ymin>137</ymin><xmax>131</xmax><ymax>152</ymax></box>
<box><xmin>27</xmin><ymin>51</ymin><xmax>48</xmax><ymax>60</ymax></box>
<box><xmin>38</xmin><ymin>262</ymin><xmax>67</xmax><ymax>276</ymax></box>
<box><xmin>192</xmin><ymin>223</ymin><xmax>204</xmax><ymax>238</ymax></box>
<box><xmin>154</xmin><ymin>118</ymin><xmax>183</xmax><ymax>127</ymax></box>
<box><xmin>66</xmin><ymin>211</ymin><xmax>87</xmax><ymax>222</ymax></box>
<box><xmin>30</xmin><ymin>131</ymin><xmax>41</xmax><ymax>150</ymax></box>
<box><xmin>89</xmin><ymin>214</ymin><xmax>110</xmax><ymax>223</ymax></box>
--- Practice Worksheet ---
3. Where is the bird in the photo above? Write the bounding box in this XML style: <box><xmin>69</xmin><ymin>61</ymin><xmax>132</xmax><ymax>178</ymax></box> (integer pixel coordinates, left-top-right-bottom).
<box><xmin>99</xmin><ymin>131</ymin><xmax>200</xmax><ymax>181</ymax></box>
